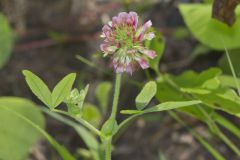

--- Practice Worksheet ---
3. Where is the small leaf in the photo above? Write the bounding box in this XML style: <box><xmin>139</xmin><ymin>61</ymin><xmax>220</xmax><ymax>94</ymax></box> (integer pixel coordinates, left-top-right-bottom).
<box><xmin>181</xmin><ymin>88</ymin><xmax>211</xmax><ymax>94</ymax></box>
<box><xmin>202</xmin><ymin>77</ymin><xmax>220</xmax><ymax>90</ymax></box>
<box><xmin>193</xmin><ymin>88</ymin><xmax>240</xmax><ymax>117</ymax></box>
<box><xmin>65</xmin><ymin>85</ymin><xmax>89</xmax><ymax>117</ymax></box>
<box><xmin>82</xmin><ymin>103</ymin><xmax>101</xmax><ymax>128</ymax></box>
<box><xmin>173</xmin><ymin>67</ymin><xmax>221</xmax><ymax>88</ymax></box>
<box><xmin>101</xmin><ymin>118</ymin><xmax>118</xmax><ymax>137</ymax></box>
<box><xmin>52</xmin><ymin>73</ymin><xmax>76</xmax><ymax>109</ymax></box>
<box><xmin>120</xmin><ymin>110</ymin><xmax>143</xmax><ymax>114</ymax></box>
<box><xmin>144</xmin><ymin>100</ymin><xmax>201</xmax><ymax>113</ymax></box>
<box><xmin>197</xmin><ymin>68</ymin><xmax>222</xmax><ymax>86</ymax></box>
<box><xmin>121</xmin><ymin>101</ymin><xmax>201</xmax><ymax>115</ymax></box>
<box><xmin>95</xmin><ymin>82</ymin><xmax>112</xmax><ymax>113</ymax></box>
<box><xmin>22</xmin><ymin>70</ymin><xmax>52</xmax><ymax>108</ymax></box>
<box><xmin>135</xmin><ymin>81</ymin><xmax>157</xmax><ymax>110</ymax></box>
<box><xmin>219</xmin><ymin>75</ymin><xmax>240</xmax><ymax>89</ymax></box>
<box><xmin>0</xmin><ymin>13</ymin><xmax>14</xmax><ymax>69</ymax></box>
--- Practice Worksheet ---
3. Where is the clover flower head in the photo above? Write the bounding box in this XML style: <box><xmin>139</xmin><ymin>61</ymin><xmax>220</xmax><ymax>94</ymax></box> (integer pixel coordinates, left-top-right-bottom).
<box><xmin>100</xmin><ymin>12</ymin><xmax>156</xmax><ymax>74</ymax></box>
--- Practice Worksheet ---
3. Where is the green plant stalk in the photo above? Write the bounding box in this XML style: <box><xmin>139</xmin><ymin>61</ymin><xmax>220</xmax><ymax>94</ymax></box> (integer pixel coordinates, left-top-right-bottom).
<box><xmin>110</xmin><ymin>73</ymin><xmax>122</xmax><ymax>119</ymax></box>
<box><xmin>224</xmin><ymin>47</ymin><xmax>240</xmax><ymax>95</ymax></box>
<box><xmin>218</xmin><ymin>130</ymin><xmax>240</xmax><ymax>157</ymax></box>
<box><xmin>52</xmin><ymin>109</ymin><xmax>102</xmax><ymax>137</ymax></box>
<box><xmin>105</xmin><ymin>73</ymin><xmax>122</xmax><ymax>160</ymax></box>
<box><xmin>105</xmin><ymin>138</ymin><xmax>112</xmax><ymax>160</ymax></box>
<box><xmin>76</xmin><ymin>55</ymin><xmax>96</xmax><ymax>67</ymax></box>
<box><xmin>168</xmin><ymin>110</ymin><xmax>225</xmax><ymax>160</ymax></box>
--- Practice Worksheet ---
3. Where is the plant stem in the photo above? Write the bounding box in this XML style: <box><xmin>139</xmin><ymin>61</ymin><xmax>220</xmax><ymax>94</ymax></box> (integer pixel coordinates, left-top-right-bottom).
<box><xmin>218</xmin><ymin>130</ymin><xmax>240</xmax><ymax>157</ymax></box>
<box><xmin>224</xmin><ymin>47</ymin><xmax>240</xmax><ymax>95</ymax></box>
<box><xmin>105</xmin><ymin>138</ymin><xmax>112</xmax><ymax>160</ymax></box>
<box><xmin>52</xmin><ymin>109</ymin><xmax>102</xmax><ymax>137</ymax></box>
<box><xmin>105</xmin><ymin>73</ymin><xmax>122</xmax><ymax>160</ymax></box>
<box><xmin>110</xmin><ymin>73</ymin><xmax>122</xmax><ymax>119</ymax></box>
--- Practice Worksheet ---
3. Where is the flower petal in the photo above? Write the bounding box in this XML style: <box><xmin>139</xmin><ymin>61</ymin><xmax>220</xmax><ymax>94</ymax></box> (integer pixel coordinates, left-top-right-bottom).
<box><xmin>136</xmin><ymin>57</ymin><xmax>149</xmax><ymax>69</ymax></box>
<box><xmin>144</xmin><ymin>32</ymin><xmax>155</xmax><ymax>40</ymax></box>
<box><xmin>135</xmin><ymin>20</ymin><xmax>152</xmax><ymax>41</ymax></box>
<box><xmin>100</xmin><ymin>44</ymin><xmax>117</xmax><ymax>53</ymax></box>
<box><xmin>141</xmin><ymin>49</ymin><xmax>157</xmax><ymax>59</ymax></box>
<box><xmin>127</xmin><ymin>12</ymin><xmax>138</xmax><ymax>30</ymax></box>
<box><xmin>143</xmin><ymin>20</ymin><xmax>152</xmax><ymax>30</ymax></box>
<box><xmin>102</xmin><ymin>25</ymin><xmax>112</xmax><ymax>38</ymax></box>
<box><xmin>100</xmin><ymin>44</ymin><xmax>109</xmax><ymax>53</ymax></box>
<box><xmin>115</xmin><ymin>64</ymin><xmax>125</xmax><ymax>73</ymax></box>
<box><xmin>118</xmin><ymin>12</ymin><xmax>128</xmax><ymax>23</ymax></box>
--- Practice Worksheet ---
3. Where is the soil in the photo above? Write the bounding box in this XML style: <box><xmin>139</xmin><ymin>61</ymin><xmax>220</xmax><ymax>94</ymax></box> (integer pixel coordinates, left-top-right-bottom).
<box><xmin>0</xmin><ymin>0</ymin><xmax>239</xmax><ymax>160</ymax></box>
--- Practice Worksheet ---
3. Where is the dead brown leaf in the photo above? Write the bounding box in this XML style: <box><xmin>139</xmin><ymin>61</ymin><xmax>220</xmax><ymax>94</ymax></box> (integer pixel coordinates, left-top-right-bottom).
<box><xmin>212</xmin><ymin>0</ymin><xmax>240</xmax><ymax>26</ymax></box>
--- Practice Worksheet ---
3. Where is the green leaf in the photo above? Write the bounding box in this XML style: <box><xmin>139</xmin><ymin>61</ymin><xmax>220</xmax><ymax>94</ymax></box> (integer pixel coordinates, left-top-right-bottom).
<box><xmin>179</xmin><ymin>4</ymin><xmax>240</xmax><ymax>50</ymax></box>
<box><xmin>181</xmin><ymin>88</ymin><xmax>211</xmax><ymax>94</ymax></box>
<box><xmin>219</xmin><ymin>75</ymin><xmax>240</xmax><ymax>89</ymax></box>
<box><xmin>0</xmin><ymin>97</ymin><xmax>45</xmax><ymax>160</ymax></box>
<box><xmin>173</xmin><ymin>68</ymin><xmax>221</xmax><ymax>88</ymax></box>
<box><xmin>120</xmin><ymin>110</ymin><xmax>143</xmax><ymax>114</ymax></box>
<box><xmin>0</xmin><ymin>13</ymin><xmax>14</xmax><ymax>69</ymax></box>
<box><xmin>101</xmin><ymin>118</ymin><xmax>118</xmax><ymax>137</ymax></box>
<box><xmin>145</xmin><ymin>30</ymin><xmax>165</xmax><ymax>72</ymax></box>
<box><xmin>201</xmin><ymin>77</ymin><xmax>220</xmax><ymax>90</ymax></box>
<box><xmin>23</xmin><ymin>70</ymin><xmax>77</xmax><ymax>109</ymax></box>
<box><xmin>22</xmin><ymin>70</ymin><xmax>52</xmax><ymax>108</ymax></box>
<box><xmin>42</xmin><ymin>109</ymin><xmax>101</xmax><ymax>160</ymax></box>
<box><xmin>156</xmin><ymin>75</ymin><xmax>240</xmax><ymax>154</ymax></box>
<box><xmin>95</xmin><ymin>82</ymin><xmax>112</xmax><ymax>113</ymax></box>
<box><xmin>121</xmin><ymin>101</ymin><xmax>201</xmax><ymax>115</ymax></box>
<box><xmin>82</xmin><ymin>103</ymin><xmax>101</xmax><ymax>128</ymax></box>
<box><xmin>144</xmin><ymin>100</ymin><xmax>201</xmax><ymax>113</ymax></box>
<box><xmin>157</xmin><ymin>74</ymin><xmax>240</xmax><ymax>137</ymax></box>
<box><xmin>52</xmin><ymin>73</ymin><xmax>76</xmax><ymax>109</ymax></box>
<box><xmin>135</xmin><ymin>81</ymin><xmax>157</xmax><ymax>110</ymax></box>
<box><xmin>192</xmin><ymin>88</ymin><xmax>240</xmax><ymax>117</ymax></box>
<box><xmin>65</xmin><ymin>85</ymin><xmax>89</xmax><ymax>117</ymax></box>
<box><xmin>162</xmin><ymin>70</ymin><xmax>240</xmax><ymax>117</ymax></box>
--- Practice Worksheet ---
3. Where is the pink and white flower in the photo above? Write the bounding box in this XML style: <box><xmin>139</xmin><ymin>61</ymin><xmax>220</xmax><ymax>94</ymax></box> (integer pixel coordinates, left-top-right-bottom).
<box><xmin>100</xmin><ymin>12</ymin><xmax>156</xmax><ymax>74</ymax></box>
